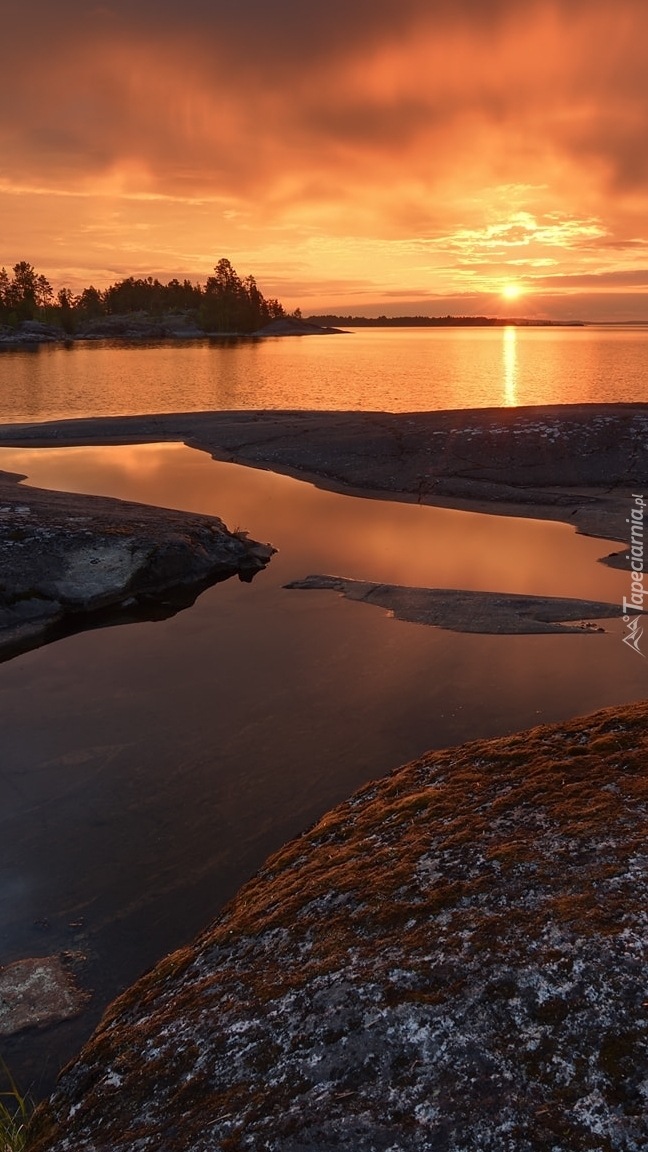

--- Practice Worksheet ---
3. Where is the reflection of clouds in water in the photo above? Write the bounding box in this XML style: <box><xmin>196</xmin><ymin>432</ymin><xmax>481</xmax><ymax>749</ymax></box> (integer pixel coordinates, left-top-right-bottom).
<box><xmin>0</xmin><ymin>442</ymin><xmax>628</xmax><ymax>603</ymax></box>
<box><xmin>503</xmin><ymin>326</ymin><xmax>517</xmax><ymax>406</ymax></box>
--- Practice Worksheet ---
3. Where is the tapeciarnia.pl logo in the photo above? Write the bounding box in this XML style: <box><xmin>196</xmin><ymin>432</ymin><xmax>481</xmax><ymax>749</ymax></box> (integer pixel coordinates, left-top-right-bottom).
<box><xmin>622</xmin><ymin>493</ymin><xmax>645</xmax><ymax>657</ymax></box>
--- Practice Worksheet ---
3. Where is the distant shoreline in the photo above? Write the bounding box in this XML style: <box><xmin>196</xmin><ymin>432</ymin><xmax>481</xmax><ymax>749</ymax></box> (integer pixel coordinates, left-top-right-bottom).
<box><xmin>0</xmin><ymin>312</ymin><xmax>597</xmax><ymax>348</ymax></box>
<box><xmin>307</xmin><ymin>314</ymin><xmax>588</xmax><ymax>328</ymax></box>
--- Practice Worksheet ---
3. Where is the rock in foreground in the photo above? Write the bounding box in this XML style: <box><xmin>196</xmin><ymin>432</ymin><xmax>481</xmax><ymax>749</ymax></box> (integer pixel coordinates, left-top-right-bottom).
<box><xmin>31</xmin><ymin>701</ymin><xmax>648</xmax><ymax>1151</ymax></box>
<box><xmin>0</xmin><ymin>470</ymin><xmax>274</xmax><ymax>661</ymax></box>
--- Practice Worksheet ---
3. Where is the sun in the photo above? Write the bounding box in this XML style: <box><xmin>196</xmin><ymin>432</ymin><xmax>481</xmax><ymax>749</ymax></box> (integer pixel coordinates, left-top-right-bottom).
<box><xmin>502</xmin><ymin>283</ymin><xmax>523</xmax><ymax>300</ymax></box>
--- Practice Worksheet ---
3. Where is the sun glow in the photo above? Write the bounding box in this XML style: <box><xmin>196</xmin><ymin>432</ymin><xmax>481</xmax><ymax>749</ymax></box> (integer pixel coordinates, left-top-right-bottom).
<box><xmin>502</xmin><ymin>284</ymin><xmax>523</xmax><ymax>300</ymax></box>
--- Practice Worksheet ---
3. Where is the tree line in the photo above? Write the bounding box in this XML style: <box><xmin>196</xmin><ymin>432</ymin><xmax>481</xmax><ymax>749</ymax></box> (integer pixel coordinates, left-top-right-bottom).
<box><xmin>0</xmin><ymin>258</ymin><xmax>285</xmax><ymax>334</ymax></box>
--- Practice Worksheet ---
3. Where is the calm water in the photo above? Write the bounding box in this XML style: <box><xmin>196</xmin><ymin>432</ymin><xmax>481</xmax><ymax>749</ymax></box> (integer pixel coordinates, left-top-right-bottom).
<box><xmin>1</xmin><ymin>325</ymin><xmax>648</xmax><ymax>422</ymax></box>
<box><xmin>1</xmin><ymin>445</ymin><xmax>647</xmax><ymax>1097</ymax></box>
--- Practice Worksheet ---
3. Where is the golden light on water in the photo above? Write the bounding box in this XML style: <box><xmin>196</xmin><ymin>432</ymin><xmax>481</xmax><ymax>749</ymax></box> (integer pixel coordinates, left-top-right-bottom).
<box><xmin>503</xmin><ymin>326</ymin><xmax>518</xmax><ymax>406</ymax></box>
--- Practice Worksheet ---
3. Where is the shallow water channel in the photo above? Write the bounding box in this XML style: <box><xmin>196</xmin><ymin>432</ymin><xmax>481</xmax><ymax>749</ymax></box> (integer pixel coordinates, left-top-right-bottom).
<box><xmin>1</xmin><ymin>443</ymin><xmax>646</xmax><ymax>1096</ymax></box>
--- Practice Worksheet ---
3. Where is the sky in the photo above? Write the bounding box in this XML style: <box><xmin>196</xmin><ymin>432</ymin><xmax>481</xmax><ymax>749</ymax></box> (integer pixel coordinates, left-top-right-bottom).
<box><xmin>1</xmin><ymin>0</ymin><xmax>647</xmax><ymax>319</ymax></box>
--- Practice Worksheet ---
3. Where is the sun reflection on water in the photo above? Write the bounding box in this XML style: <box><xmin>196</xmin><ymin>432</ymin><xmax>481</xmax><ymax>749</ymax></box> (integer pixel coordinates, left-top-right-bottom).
<box><xmin>503</xmin><ymin>326</ymin><xmax>518</xmax><ymax>406</ymax></box>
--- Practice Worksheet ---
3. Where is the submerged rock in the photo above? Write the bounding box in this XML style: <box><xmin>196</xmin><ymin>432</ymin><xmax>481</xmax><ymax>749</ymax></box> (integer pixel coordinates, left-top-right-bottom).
<box><xmin>31</xmin><ymin>701</ymin><xmax>648</xmax><ymax>1151</ymax></box>
<box><xmin>286</xmin><ymin>574</ymin><xmax>622</xmax><ymax>634</ymax></box>
<box><xmin>0</xmin><ymin>470</ymin><xmax>274</xmax><ymax>661</ymax></box>
<box><xmin>0</xmin><ymin>957</ymin><xmax>90</xmax><ymax>1036</ymax></box>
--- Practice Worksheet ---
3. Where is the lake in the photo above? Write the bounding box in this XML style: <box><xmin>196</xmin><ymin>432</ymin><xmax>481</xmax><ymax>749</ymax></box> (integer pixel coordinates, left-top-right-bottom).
<box><xmin>1</xmin><ymin>442</ymin><xmax>647</xmax><ymax>1098</ymax></box>
<box><xmin>1</xmin><ymin>325</ymin><xmax>648</xmax><ymax>422</ymax></box>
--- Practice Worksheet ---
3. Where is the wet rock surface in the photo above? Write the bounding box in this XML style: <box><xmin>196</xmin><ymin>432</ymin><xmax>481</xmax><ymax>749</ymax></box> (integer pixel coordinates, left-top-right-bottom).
<box><xmin>0</xmin><ymin>469</ymin><xmax>273</xmax><ymax>660</ymax></box>
<box><xmin>30</xmin><ymin>700</ymin><xmax>648</xmax><ymax>1152</ymax></box>
<box><xmin>286</xmin><ymin>574</ymin><xmax>622</xmax><ymax>633</ymax></box>
<box><xmin>0</xmin><ymin>957</ymin><xmax>90</xmax><ymax>1037</ymax></box>
<box><xmin>1</xmin><ymin>404</ymin><xmax>645</xmax><ymax>547</ymax></box>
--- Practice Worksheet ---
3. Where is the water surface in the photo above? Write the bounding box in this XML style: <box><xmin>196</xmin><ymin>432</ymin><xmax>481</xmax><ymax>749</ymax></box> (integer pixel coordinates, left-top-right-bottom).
<box><xmin>1</xmin><ymin>325</ymin><xmax>647</xmax><ymax>423</ymax></box>
<box><xmin>0</xmin><ymin>441</ymin><xmax>630</xmax><ymax>601</ymax></box>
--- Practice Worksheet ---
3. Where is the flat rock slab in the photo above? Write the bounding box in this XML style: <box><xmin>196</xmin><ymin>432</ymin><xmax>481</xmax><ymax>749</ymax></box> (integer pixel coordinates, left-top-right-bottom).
<box><xmin>285</xmin><ymin>574</ymin><xmax>621</xmax><ymax>634</ymax></box>
<box><xmin>0</xmin><ymin>957</ymin><xmax>90</xmax><ymax>1036</ymax></box>
<box><xmin>0</xmin><ymin>469</ymin><xmax>274</xmax><ymax>661</ymax></box>
<box><xmin>31</xmin><ymin>701</ymin><xmax>648</xmax><ymax>1152</ymax></box>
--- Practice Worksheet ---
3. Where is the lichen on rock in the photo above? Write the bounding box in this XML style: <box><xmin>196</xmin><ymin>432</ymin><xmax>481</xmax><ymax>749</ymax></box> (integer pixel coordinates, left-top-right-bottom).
<box><xmin>30</xmin><ymin>700</ymin><xmax>648</xmax><ymax>1152</ymax></box>
<box><xmin>0</xmin><ymin>956</ymin><xmax>90</xmax><ymax>1037</ymax></box>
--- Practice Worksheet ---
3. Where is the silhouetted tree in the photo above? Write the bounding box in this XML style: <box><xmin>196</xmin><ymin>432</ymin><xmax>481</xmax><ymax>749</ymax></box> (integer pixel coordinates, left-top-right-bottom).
<box><xmin>0</xmin><ymin>261</ymin><xmax>53</xmax><ymax>320</ymax></box>
<box><xmin>56</xmin><ymin>286</ymin><xmax>77</xmax><ymax>333</ymax></box>
<box><xmin>77</xmin><ymin>286</ymin><xmax>105</xmax><ymax>318</ymax></box>
<box><xmin>199</xmin><ymin>258</ymin><xmax>284</xmax><ymax>332</ymax></box>
<box><xmin>0</xmin><ymin>267</ymin><xmax>10</xmax><ymax>306</ymax></box>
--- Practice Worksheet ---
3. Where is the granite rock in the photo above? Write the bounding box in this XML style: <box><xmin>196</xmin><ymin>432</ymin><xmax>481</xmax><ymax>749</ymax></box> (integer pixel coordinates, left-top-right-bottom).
<box><xmin>30</xmin><ymin>700</ymin><xmax>648</xmax><ymax>1152</ymax></box>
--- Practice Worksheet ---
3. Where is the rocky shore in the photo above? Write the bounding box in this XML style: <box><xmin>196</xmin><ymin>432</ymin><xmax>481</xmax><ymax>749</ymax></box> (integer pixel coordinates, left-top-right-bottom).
<box><xmin>29</xmin><ymin>699</ymin><xmax>648</xmax><ymax>1152</ymax></box>
<box><xmin>0</xmin><ymin>467</ymin><xmax>274</xmax><ymax>661</ymax></box>
<box><xmin>0</xmin><ymin>316</ymin><xmax>206</xmax><ymax>344</ymax></box>
<box><xmin>1</xmin><ymin>404</ymin><xmax>645</xmax><ymax>550</ymax></box>
<box><xmin>1</xmin><ymin>404</ymin><xmax>642</xmax><ymax>654</ymax></box>
<box><xmin>0</xmin><ymin>314</ymin><xmax>343</xmax><ymax>346</ymax></box>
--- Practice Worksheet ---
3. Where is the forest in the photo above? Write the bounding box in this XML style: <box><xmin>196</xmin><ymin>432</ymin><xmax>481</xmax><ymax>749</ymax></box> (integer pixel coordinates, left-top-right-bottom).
<box><xmin>0</xmin><ymin>258</ymin><xmax>285</xmax><ymax>334</ymax></box>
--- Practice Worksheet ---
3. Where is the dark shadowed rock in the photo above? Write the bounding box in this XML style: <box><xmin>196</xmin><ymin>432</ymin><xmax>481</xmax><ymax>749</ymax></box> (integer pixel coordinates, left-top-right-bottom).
<box><xmin>0</xmin><ymin>321</ymin><xmax>68</xmax><ymax>345</ymax></box>
<box><xmin>285</xmin><ymin>574</ymin><xmax>623</xmax><ymax>634</ymax></box>
<box><xmin>252</xmin><ymin>317</ymin><xmax>347</xmax><ymax>336</ymax></box>
<box><xmin>0</xmin><ymin>470</ymin><xmax>274</xmax><ymax>661</ymax></box>
<box><xmin>30</xmin><ymin>701</ymin><xmax>648</xmax><ymax>1152</ymax></box>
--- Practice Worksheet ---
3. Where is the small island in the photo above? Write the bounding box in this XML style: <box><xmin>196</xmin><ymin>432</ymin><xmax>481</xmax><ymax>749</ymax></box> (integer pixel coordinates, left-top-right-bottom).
<box><xmin>0</xmin><ymin>258</ymin><xmax>342</xmax><ymax>345</ymax></box>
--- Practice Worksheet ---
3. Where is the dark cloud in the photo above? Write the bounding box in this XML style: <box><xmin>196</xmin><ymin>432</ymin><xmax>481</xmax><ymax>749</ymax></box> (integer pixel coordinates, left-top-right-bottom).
<box><xmin>534</xmin><ymin>269</ymin><xmax>648</xmax><ymax>288</ymax></box>
<box><xmin>1</xmin><ymin>0</ymin><xmax>647</xmax><ymax>201</ymax></box>
<box><xmin>1</xmin><ymin>1</ymin><xmax>526</xmax><ymax>54</ymax></box>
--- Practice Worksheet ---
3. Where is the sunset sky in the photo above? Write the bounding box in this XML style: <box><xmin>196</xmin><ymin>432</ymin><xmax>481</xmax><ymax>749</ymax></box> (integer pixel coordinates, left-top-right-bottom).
<box><xmin>2</xmin><ymin>0</ymin><xmax>647</xmax><ymax>319</ymax></box>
